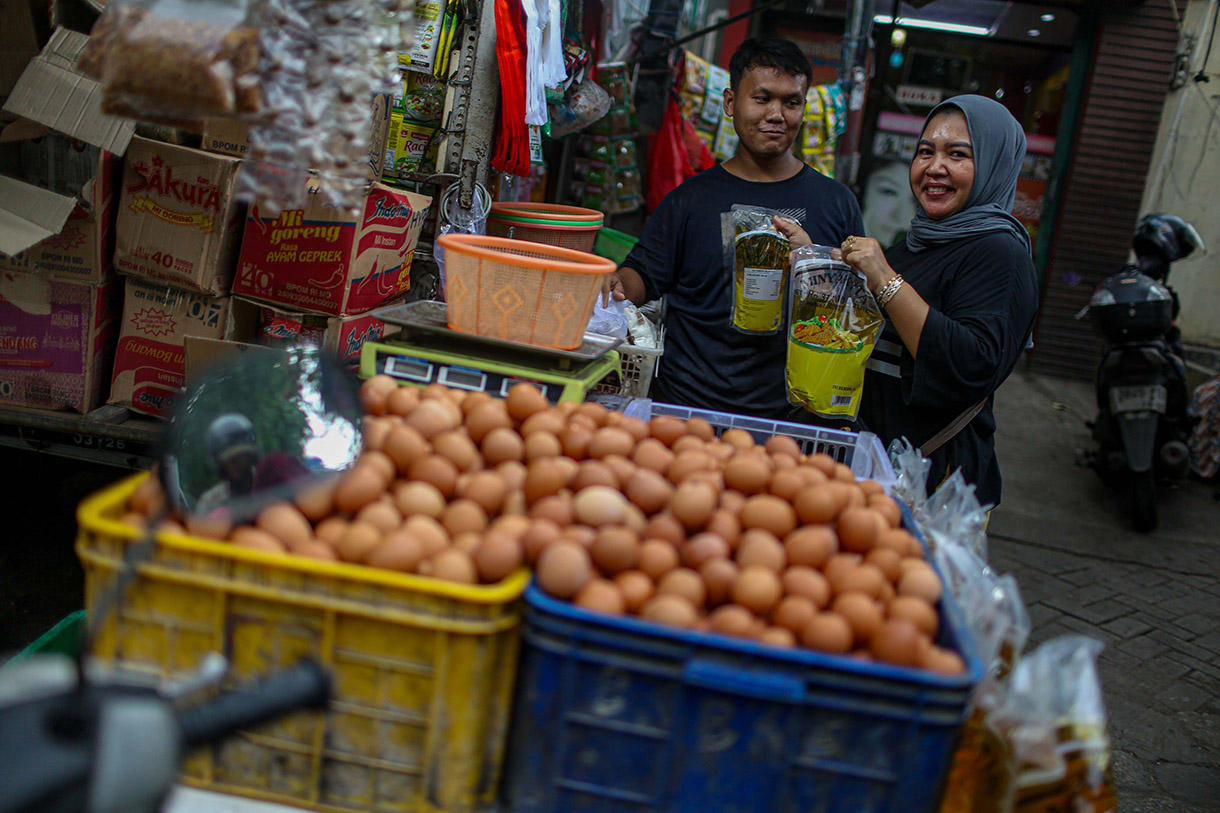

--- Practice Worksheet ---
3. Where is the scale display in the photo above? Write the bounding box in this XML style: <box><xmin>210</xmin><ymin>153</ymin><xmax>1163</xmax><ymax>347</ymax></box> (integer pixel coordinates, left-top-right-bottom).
<box><xmin>361</xmin><ymin>341</ymin><xmax>620</xmax><ymax>404</ymax></box>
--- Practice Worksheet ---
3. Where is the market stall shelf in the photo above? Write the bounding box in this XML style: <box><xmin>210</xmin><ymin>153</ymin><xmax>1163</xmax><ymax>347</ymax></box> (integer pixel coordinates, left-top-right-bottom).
<box><xmin>0</xmin><ymin>404</ymin><xmax>160</xmax><ymax>469</ymax></box>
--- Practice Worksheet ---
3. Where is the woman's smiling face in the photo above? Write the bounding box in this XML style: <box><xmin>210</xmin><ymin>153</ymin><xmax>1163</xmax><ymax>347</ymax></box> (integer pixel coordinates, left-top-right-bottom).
<box><xmin>910</xmin><ymin>109</ymin><xmax>975</xmax><ymax>220</ymax></box>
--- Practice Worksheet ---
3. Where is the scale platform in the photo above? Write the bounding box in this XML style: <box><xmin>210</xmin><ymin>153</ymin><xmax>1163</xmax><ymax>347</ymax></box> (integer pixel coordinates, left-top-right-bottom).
<box><xmin>361</xmin><ymin>300</ymin><xmax>623</xmax><ymax>403</ymax></box>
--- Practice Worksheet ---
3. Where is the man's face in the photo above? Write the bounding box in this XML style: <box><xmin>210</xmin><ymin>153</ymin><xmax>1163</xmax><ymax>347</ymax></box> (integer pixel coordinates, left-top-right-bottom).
<box><xmin>725</xmin><ymin>66</ymin><xmax>807</xmax><ymax>161</ymax></box>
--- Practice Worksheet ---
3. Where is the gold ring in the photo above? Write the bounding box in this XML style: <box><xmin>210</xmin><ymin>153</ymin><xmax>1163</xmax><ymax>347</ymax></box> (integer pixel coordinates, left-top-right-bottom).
<box><xmin>847</xmin><ymin>236</ymin><xmax>856</xmax><ymax>249</ymax></box>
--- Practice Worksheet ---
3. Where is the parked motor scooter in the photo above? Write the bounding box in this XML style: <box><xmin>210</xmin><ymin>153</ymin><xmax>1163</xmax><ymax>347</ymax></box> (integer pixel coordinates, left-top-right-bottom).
<box><xmin>1086</xmin><ymin>213</ymin><xmax>1204</xmax><ymax>532</ymax></box>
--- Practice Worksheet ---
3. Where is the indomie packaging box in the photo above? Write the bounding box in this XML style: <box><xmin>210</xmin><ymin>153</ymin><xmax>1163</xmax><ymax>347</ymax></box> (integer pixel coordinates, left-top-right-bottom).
<box><xmin>232</xmin><ymin>179</ymin><xmax>431</xmax><ymax>316</ymax></box>
<box><xmin>109</xmin><ymin>277</ymin><xmax>230</xmax><ymax>417</ymax></box>
<box><xmin>0</xmin><ymin>270</ymin><xmax>122</xmax><ymax>413</ymax></box>
<box><xmin>114</xmin><ymin>136</ymin><xmax>245</xmax><ymax>296</ymax></box>
<box><xmin>229</xmin><ymin>296</ymin><xmax>397</xmax><ymax>364</ymax></box>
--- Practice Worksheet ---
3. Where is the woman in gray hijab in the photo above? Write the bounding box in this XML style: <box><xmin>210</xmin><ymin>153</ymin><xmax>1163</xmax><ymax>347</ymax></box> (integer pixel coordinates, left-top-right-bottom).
<box><xmin>838</xmin><ymin>95</ymin><xmax>1039</xmax><ymax>507</ymax></box>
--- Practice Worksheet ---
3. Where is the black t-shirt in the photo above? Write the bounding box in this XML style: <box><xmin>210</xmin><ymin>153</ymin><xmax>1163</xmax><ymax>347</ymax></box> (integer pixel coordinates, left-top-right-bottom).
<box><xmin>856</xmin><ymin>232</ymin><xmax>1039</xmax><ymax>506</ymax></box>
<box><xmin>624</xmin><ymin>164</ymin><xmax>864</xmax><ymax>419</ymax></box>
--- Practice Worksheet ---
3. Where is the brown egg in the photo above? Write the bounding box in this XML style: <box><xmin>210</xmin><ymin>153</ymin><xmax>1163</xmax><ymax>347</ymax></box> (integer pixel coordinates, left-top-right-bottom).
<box><xmin>173</xmin><ymin>512</ymin><xmax>212</xmax><ymax>538</ymax></box>
<box><xmin>333</xmin><ymin>466</ymin><xmax>385</xmax><ymax>514</ymax></box>
<box><xmin>865</xmin><ymin>547</ymin><xmax>903</xmax><ymax>583</ymax></box>
<box><xmin>360</xmin><ymin>451</ymin><xmax>396</xmax><ymax>485</ymax></box>
<box><xmin>870</xmin><ymin>618</ymin><xmax>924</xmax><ymax>667</ymax></box>
<box><xmin>898</xmin><ymin>561</ymin><xmax>943</xmax><ymax>603</ymax></box>
<box><xmin>494</xmin><ymin>460</ymin><xmax>527</xmax><ymax>493</ymax></box>
<box><xmin>356</xmin><ymin>500</ymin><xmax>403</xmax><ymax>534</ymax></box>
<box><xmin>461</xmin><ymin>390</ymin><xmax>493</xmax><ymax>416</ymax></box>
<box><xmin>403</xmin><ymin>515</ymin><xmax>449</xmax><ymax>557</ymax></box>
<box><xmin>230</xmin><ymin>527</ymin><xmax>287</xmax><ymax>554</ymax></box>
<box><xmin>681</xmin><ymin>416</ymin><xmax>711</xmax><ymax>441</ymax></box>
<box><xmin>523</xmin><ymin>460</ymin><xmax>569</xmax><ymax>503</ymax></box>
<box><xmin>530</xmin><ymin>494</ymin><xmax>574</xmax><ymax>526</ymax></box>
<box><xmin>638</xmin><ymin>539</ymin><xmax>681</xmax><ymax>580</ymax></box>
<box><xmin>887</xmin><ymin>595</ymin><xmax>939</xmax><ymax>637</ymax></box>
<box><xmin>432</xmin><ymin>431</ymin><xmax>478</xmax><ymax>472</ymax></box>
<box><xmin>573</xmin><ymin>486</ymin><xmax>629</xmax><ymax>526</ymax></box>
<box><xmin>586</xmin><ymin>427</ymin><xmax>634</xmax><ymax>460</ymax></box>
<box><xmin>801</xmin><ymin>612</ymin><xmax>853</xmax><ymax>653</ymax></box>
<box><xmin>794</xmin><ymin>485</ymin><xmax>843</xmax><ymax>525</ymax></box>
<box><xmin>719</xmin><ymin>490</ymin><xmax>747</xmax><ymax>516</ymax></box>
<box><xmin>294</xmin><ymin>540</ymin><xmax>339</xmax><ymax>561</ymax></box>
<box><xmin>431</xmin><ymin>548</ymin><xmax>478</xmax><ymax>583</ymax></box>
<box><xmin>643</xmin><ymin>513</ymin><xmax>686</xmax><ymax>547</ymax></box>
<box><xmin>359</xmin><ymin>374</ymin><xmax>396</xmax><ymax>415</ymax></box>
<box><xmin>858</xmin><ymin>479</ymin><xmax>886</xmax><ymax>498</ymax></box>
<box><xmin>672</xmin><ymin>435</ymin><xmax>705</xmax><ymax>455</ymax></box>
<box><xmin>519</xmin><ymin>410</ymin><xmax>564</xmax><ymax>439</ymax></box>
<box><xmin>732</xmin><ymin>566</ymin><xmax>782</xmax><ymax>614</ymax></box>
<box><xmin>505</xmin><ymin>383</ymin><xmax>549</xmax><ymax>423</ymax></box>
<box><xmin>457</xmin><ymin>471</ymin><xmax>507</xmax><ymax>515</ymax></box>
<box><xmin>923</xmin><ymin>646</ymin><xmax>967</xmax><ymax>675</ymax></box>
<box><xmin>407</xmin><ymin>455</ymin><xmax>459</xmax><ymax>498</ymax></box>
<box><xmin>648</xmin><ymin>415</ymin><xmax>686</xmax><ymax>446</ymax></box>
<box><xmin>603</xmin><ymin>455</ymin><xmax>638</xmax><ymax>486</ymax></box>
<box><xmin>671</xmin><ymin>481</ymin><xmax>717</xmax><ymax>530</ymax></box>
<box><xmin>694</xmin><ymin>558</ymin><xmax>735</xmax><ymax>607</ymax></box>
<box><xmin>590</xmin><ymin>527</ymin><xmax>640</xmax><ymax>574</ymax></box>
<box><xmin>740</xmin><ymin>495</ymin><xmax>797</xmax><ymax>539</ymax></box>
<box><xmin>723</xmin><ymin>454</ymin><xmax>770</xmax><ymax>495</ymax></box>
<box><xmin>796</xmin><ymin>465</ymin><xmax>829</xmax><ymax>488</ymax></box>
<box><xmin>337</xmin><ymin>521</ymin><xmax>383</xmax><ymax>563</ymax></box>
<box><xmin>573</xmin><ymin>578</ymin><xmax>626</xmax><ymax>615</ymax></box>
<box><xmin>365</xmin><ymin>528</ymin><xmax>424</xmax><ymax>572</ymax></box>
<box><xmin>522</xmin><ymin>431</ymin><xmax>561</xmax><ymax>462</ymax></box>
<box><xmin>624</xmin><ymin>469</ymin><xmax>673</xmax><ymax>516</ymax></box>
<box><xmin>256</xmin><ymin>502</ymin><xmax>313</xmax><ymax>549</ymax></box>
<box><xmin>521</xmin><ymin>518</ymin><xmax>563</xmax><ymax>563</ymax></box>
<box><xmin>764</xmin><ymin>435</ymin><xmax>803</xmax><ymax>460</ymax></box>
<box><xmin>407</xmin><ymin>399</ymin><xmax>459</xmax><ymax>440</ymax></box>
<box><xmin>385</xmin><ymin>385</ymin><xmax>419</xmax><ymax>418</ymax></box>
<box><xmin>489</xmin><ymin>513</ymin><xmax>530</xmax><ymax>540</ymax></box>
<box><xmin>781</xmin><ymin>566</ymin><xmax>831</xmax><ymax>609</ymax></box>
<box><xmin>441</xmin><ymin>499</ymin><xmax>488</xmax><ymax>537</ymax></box>
<box><xmin>837</xmin><ymin>508</ymin><xmax>881</xmax><ymax>554</ymax></box>
<box><xmin>835</xmin><ymin>563</ymin><xmax>887</xmax><ymax>601</ymax></box>
<box><xmin>869</xmin><ymin>494</ymin><xmax>903</xmax><ymax>528</ymax></box>
<box><xmin>736</xmin><ymin>531</ymin><xmax>786</xmax><ymax>572</ymax></box>
<box><xmin>571</xmin><ymin>461</ymin><xmax>618</xmax><ymax>492</ymax></box>
<box><xmin>482</xmin><ymin>427</ymin><xmax>525</xmax><ymax>465</ymax></box>
<box><xmin>362</xmin><ymin>416</ymin><xmax>392</xmax><ymax>452</ymax></box>
<box><xmin>314</xmin><ymin>517</ymin><xmax>348</xmax><ymax>547</ymax></box>
<box><xmin>823</xmin><ymin>552</ymin><xmax>864</xmax><ymax>589</ymax></box>
<box><xmin>658</xmin><ymin>567</ymin><xmax>706</xmax><ymax>608</ymax></box>
<box><xmin>679</xmin><ymin>533</ymin><xmax>728</xmax><ymax>570</ymax></box>
<box><xmin>709</xmin><ymin>604</ymin><xmax>755</xmax><ymax>638</ymax></box>
<box><xmin>784</xmin><ymin>527</ymin><xmax>836</xmax><ymax>569</ymax></box>
<box><xmin>557</xmin><ymin>423</ymin><xmax>591</xmax><ymax>460</ymax></box>
<box><xmin>876</xmin><ymin>528</ymin><xmax>917</xmax><ymax>555</ymax></box>
<box><xmin>392</xmin><ymin>481</ymin><xmax>444</xmax><ymax>519</ymax></box>
<box><xmin>632</xmin><ymin>438</ymin><xmax>674</xmax><ymax>476</ymax></box>
<box><xmin>561</xmin><ymin>524</ymin><xmax>597</xmax><ymax>548</ymax></box>
<box><xmin>667</xmin><ymin>451</ymin><xmax>713</xmax><ymax>485</ymax></box>
<box><xmin>294</xmin><ymin>479</ymin><xmax>337</xmax><ymax>522</ymax></box>
<box><xmin>473</xmin><ymin>533</ymin><xmax>524</xmax><ymax>583</ymax></box>
<box><xmin>615</xmin><ymin>416</ymin><xmax>647</xmax><ymax>442</ymax></box>
<box><xmin>833</xmin><ymin>462</ymin><xmax>856</xmax><ymax>483</ymax></box>
<box><xmin>768</xmin><ymin>469</ymin><xmax>805</xmax><ymax>503</ymax></box>
<box><xmin>833</xmin><ymin>592</ymin><xmax>884</xmax><ymax>646</ymax></box>
<box><xmin>537</xmin><ymin>542</ymin><xmax>593</xmax><ymax>599</ymax></box>
<box><xmin>722</xmin><ymin>428</ymin><xmax>755</xmax><ymax>450</ymax></box>
<box><xmin>451</xmin><ymin>532</ymin><xmax>482</xmax><ymax>555</ymax></box>
<box><xmin>695</xmin><ymin>512</ymin><xmax>736</xmax><ymax>552</ymax></box>
<box><xmin>614</xmin><ymin>570</ymin><xmax>655</xmax><ymax>613</ymax></box>
<box><xmin>640</xmin><ymin>594</ymin><xmax>698</xmax><ymax>628</ymax></box>
<box><xmin>760</xmin><ymin>627</ymin><xmax>797</xmax><ymax>648</ymax></box>
<box><xmin>466</xmin><ymin>401</ymin><xmax>513</xmax><ymax>444</ymax></box>
<box><xmin>772</xmin><ymin>594</ymin><xmax>817</xmax><ymax>635</ymax></box>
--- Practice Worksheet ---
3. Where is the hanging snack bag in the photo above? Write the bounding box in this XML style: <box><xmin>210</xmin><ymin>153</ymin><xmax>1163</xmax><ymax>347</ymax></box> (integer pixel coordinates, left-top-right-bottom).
<box><xmin>786</xmin><ymin>244</ymin><xmax>885</xmax><ymax>418</ymax></box>
<box><xmin>729</xmin><ymin>205</ymin><xmax>790</xmax><ymax>335</ymax></box>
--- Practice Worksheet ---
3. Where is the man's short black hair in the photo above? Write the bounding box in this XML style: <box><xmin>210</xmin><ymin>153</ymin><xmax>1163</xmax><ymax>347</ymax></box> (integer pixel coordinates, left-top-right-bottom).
<box><xmin>729</xmin><ymin>37</ymin><xmax>813</xmax><ymax>91</ymax></box>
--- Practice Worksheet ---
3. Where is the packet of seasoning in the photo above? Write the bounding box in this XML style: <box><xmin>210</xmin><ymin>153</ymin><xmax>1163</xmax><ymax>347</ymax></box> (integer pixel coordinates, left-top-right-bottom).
<box><xmin>785</xmin><ymin>243</ymin><xmax>885</xmax><ymax>418</ymax></box>
<box><xmin>78</xmin><ymin>2</ymin><xmax>261</xmax><ymax>123</ymax></box>
<box><xmin>728</xmin><ymin>205</ymin><xmax>790</xmax><ymax>335</ymax></box>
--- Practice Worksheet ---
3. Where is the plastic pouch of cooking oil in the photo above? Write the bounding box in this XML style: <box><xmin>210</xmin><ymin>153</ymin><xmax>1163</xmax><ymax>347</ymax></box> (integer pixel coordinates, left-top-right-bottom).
<box><xmin>785</xmin><ymin>243</ymin><xmax>885</xmax><ymax>419</ymax></box>
<box><xmin>729</xmin><ymin>205</ymin><xmax>789</xmax><ymax>335</ymax></box>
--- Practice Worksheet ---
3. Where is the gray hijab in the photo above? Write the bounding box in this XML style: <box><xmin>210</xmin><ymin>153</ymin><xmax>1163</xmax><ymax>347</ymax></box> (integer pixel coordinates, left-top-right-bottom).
<box><xmin>905</xmin><ymin>95</ymin><xmax>1031</xmax><ymax>254</ymax></box>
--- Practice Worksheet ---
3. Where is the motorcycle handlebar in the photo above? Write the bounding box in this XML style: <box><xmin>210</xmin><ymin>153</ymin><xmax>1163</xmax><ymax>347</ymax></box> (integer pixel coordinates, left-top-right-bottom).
<box><xmin>177</xmin><ymin>659</ymin><xmax>330</xmax><ymax>749</ymax></box>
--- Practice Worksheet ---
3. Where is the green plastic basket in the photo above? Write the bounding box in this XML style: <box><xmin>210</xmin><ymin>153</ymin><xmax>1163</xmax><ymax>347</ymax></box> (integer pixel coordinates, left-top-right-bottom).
<box><xmin>593</xmin><ymin>227</ymin><xmax>639</xmax><ymax>267</ymax></box>
<box><xmin>5</xmin><ymin>610</ymin><xmax>86</xmax><ymax>667</ymax></box>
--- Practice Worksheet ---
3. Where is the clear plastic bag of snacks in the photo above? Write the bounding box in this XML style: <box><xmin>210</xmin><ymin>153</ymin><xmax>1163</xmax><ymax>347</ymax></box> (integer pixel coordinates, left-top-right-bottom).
<box><xmin>729</xmin><ymin>205</ymin><xmax>789</xmax><ymax>335</ymax></box>
<box><xmin>785</xmin><ymin>243</ymin><xmax>884</xmax><ymax>418</ymax></box>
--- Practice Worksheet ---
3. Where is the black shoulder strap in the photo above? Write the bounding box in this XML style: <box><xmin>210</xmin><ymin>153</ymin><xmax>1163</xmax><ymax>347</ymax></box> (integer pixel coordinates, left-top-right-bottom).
<box><xmin>919</xmin><ymin>399</ymin><xmax>986</xmax><ymax>456</ymax></box>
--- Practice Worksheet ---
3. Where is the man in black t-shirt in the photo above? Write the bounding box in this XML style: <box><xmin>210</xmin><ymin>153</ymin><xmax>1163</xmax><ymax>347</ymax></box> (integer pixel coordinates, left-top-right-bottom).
<box><xmin>606</xmin><ymin>38</ymin><xmax>863</xmax><ymax>419</ymax></box>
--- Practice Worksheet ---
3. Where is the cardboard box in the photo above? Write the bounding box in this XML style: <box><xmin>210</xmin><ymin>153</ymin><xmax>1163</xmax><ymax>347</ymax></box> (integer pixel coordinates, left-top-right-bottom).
<box><xmin>114</xmin><ymin>136</ymin><xmax>245</xmax><ymax>296</ymax></box>
<box><xmin>200</xmin><ymin>92</ymin><xmax>392</xmax><ymax>181</ymax></box>
<box><xmin>0</xmin><ymin>131</ymin><xmax>121</xmax><ymax>284</ymax></box>
<box><xmin>228</xmin><ymin>296</ymin><xmax>398</xmax><ymax>365</ymax></box>
<box><xmin>232</xmin><ymin>179</ymin><xmax>431</xmax><ymax>316</ymax></box>
<box><xmin>109</xmin><ymin>277</ymin><xmax>231</xmax><ymax>417</ymax></box>
<box><xmin>0</xmin><ymin>269</ymin><xmax>121</xmax><ymax>413</ymax></box>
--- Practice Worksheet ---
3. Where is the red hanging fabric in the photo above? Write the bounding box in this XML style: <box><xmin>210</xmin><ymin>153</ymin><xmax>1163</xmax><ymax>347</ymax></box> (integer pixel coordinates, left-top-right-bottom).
<box><xmin>646</xmin><ymin>93</ymin><xmax>714</xmax><ymax>212</ymax></box>
<box><xmin>491</xmin><ymin>0</ymin><xmax>531</xmax><ymax>176</ymax></box>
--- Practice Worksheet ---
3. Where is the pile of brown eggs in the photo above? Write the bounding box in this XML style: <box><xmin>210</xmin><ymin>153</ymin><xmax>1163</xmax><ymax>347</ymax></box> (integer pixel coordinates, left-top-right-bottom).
<box><xmin>121</xmin><ymin>376</ymin><xmax>963</xmax><ymax>674</ymax></box>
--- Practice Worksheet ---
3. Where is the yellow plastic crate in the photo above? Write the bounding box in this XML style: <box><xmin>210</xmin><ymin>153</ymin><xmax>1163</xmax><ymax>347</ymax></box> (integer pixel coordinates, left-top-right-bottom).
<box><xmin>77</xmin><ymin>473</ymin><xmax>528</xmax><ymax>813</ymax></box>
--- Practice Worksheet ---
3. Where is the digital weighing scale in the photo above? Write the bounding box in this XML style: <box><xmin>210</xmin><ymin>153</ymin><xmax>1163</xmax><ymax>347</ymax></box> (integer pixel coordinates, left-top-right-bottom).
<box><xmin>361</xmin><ymin>300</ymin><xmax>623</xmax><ymax>403</ymax></box>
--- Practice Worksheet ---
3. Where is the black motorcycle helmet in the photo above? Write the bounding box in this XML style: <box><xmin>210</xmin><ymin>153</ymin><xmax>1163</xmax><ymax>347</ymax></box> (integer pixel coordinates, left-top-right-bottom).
<box><xmin>1132</xmin><ymin>213</ymin><xmax>1204</xmax><ymax>263</ymax></box>
<box><xmin>206</xmin><ymin>413</ymin><xmax>259</xmax><ymax>474</ymax></box>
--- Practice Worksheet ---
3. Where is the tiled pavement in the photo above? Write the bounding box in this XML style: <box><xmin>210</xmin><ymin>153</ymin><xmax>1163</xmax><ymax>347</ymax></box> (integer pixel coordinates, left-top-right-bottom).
<box><xmin>990</xmin><ymin>368</ymin><xmax>1219</xmax><ymax>811</ymax></box>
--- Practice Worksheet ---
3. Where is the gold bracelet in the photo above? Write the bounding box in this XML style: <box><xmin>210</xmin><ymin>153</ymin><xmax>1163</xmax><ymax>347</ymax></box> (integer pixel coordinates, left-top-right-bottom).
<box><xmin>876</xmin><ymin>274</ymin><xmax>904</xmax><ymax>308</ymax></box>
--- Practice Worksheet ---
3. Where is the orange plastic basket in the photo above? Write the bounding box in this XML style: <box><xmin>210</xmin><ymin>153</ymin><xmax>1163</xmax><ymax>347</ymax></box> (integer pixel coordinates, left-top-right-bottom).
<box><xmin>486</xmin><ymin>203</ymin><xmax>604</xmax><ymax>252</ymax></box>
<box><xmin>438</xmin><ymin>233</ymin><xmax>616</xmax><ymax>350</ymax></box>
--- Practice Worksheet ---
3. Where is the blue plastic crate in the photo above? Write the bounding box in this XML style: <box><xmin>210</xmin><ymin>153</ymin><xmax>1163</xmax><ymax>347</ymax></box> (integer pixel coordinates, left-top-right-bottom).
<box><xmin>502</xmin><ymin>513</ymin><xmax>981</xmax><ymax>812</ymax></box>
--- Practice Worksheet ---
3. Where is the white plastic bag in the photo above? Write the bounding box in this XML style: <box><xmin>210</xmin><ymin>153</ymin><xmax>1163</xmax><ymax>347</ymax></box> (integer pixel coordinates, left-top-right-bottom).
<box><xmin>587</xmin><ymin>297</ymin><xmax>628</xmax><ymax>339</ymax></box>
<box><xmin>435</xmin><ymin>184</ymin><xmax>489</xmax><ymax>299</ymax></box>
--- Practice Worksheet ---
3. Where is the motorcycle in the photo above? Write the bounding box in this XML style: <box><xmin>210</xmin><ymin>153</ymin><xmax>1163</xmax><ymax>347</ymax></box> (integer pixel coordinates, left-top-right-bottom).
<box><xmin>0</xmin><ymin>346</ymin><xmax>363</xmax><ymax>812</ymax></box>
<box><xmin>1086</xmin><ymin>213</ymin><xmax>1204</xmax><ymax>532</ymax></box>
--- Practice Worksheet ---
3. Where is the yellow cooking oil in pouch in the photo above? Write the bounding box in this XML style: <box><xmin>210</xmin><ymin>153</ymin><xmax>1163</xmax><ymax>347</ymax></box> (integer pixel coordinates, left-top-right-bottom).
<box><xmin>730</xmin><ymin>205</ymin><xmax>789</xmax><ymax>335</ymax></box>
<box><xmin>786</xmin><ymin>244</ymin><xmax>885</xmax><ymax>419</ymax></box>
